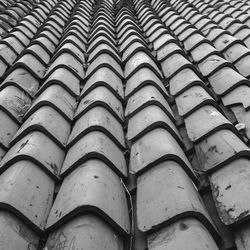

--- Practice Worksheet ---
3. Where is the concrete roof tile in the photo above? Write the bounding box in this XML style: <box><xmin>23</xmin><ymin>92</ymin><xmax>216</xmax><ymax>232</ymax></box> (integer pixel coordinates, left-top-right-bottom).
<box><xmin>125</xmin><ymin>67</ymin><xmax>168</xmax><ymax>99</ymax></box>
<box><xmin>230</xmin><ymin>105</ymin><xmax>250</xmax><ymax>138</ymax></box>
<box><xmin>190</xmin><ymin>42</ymin><xmax>219</xmax><ymax>64</ymax></box>
<box><xmin>157</xmin><ymin>42</ymin><xmax>185</xmax><ymax>62</ymax></box>
<box><xmin>11</xmin><ymin>106</ymin><xmax>71</xmax><ymax>148</ymax></box>
<box><xmin>25</xmin><ymin>85</ymin><xmax>76</xmax><ymax>122</ymax></box>
<box><xmin>185</xmin><ymin>105</ymin><xmax>239</xmax><ymax>143</ymax></box>
<box><xmin>13</xmin><ymin>22</ymin><xmax>37</xmax><ymax>38</ymax></box>
<box><xmin>210</xmin><ymin>158</ymin><xmax>250</xmax><ymax>226</ymax></box>
<box><xmin>235</xmin><ymin>223</ymin><xmax>250</xmax><ymax>249</ymax></box>
<box><xmin>147</xmin><ymin>218</ymin><xmax>218</xmax><ymax>250</ymax></box>
<box><xmin>24</xmin><ymin>44</ymin><xmax>51</xmax><ymax>65</ymax></box>
<box><xmin>143</xmin><ymin>19</ymin><xmax>161</xmax><ymax>33</ymax></box>
<box><xmin>45</xmin><ymin>214</ymin><xmax>124</xmax><ymax>250</ymax></box>
<box><xmin>32</xmin><ymin>36</ymin><xmax>56</xmax><ymax>54</ymax></box>
<box><xmin>3</xmin><ymin>0</ymin><xmax>250</xmax><ymax>247</ymax></box>
<box><xmin>169</xmin><ymin>68</ymin><xmax>205</xmax><ymax>97</ymax></box>
<box><xmin>91</xmin><ymin>19</ymin><xmax>115</xmax><ymax>33</ymax></box>
<box><xmin>145</xmin><ymin>23</ymin><xmax>165</xmax><ymax>38</ymax></box>
<box><xmin>222</xmin><ymin>85</ymin><xmax>250</xmax><ymax>109</ymax></box>
<box><xmin>195</xmin><ymin>129</ymin><xmax>250</xmax><ymax>173</ymax></box>
<box><xmin>46</xmin><ymin>160</ymin><xmax>130</xmax><ymax>235</ymax></box>
<box><xmin>183</xmin><ymin>33</ymin><xmax>209</xmax><ymax>52</ymax></box>
<box><xmin>0</xmin><ymin>131</ymin><xmax>65</xmax><ymax>179</ymax></box>
<box><xmin>0</xmin><ymin>106</ymin><xmax>19</xmax><ymax>149</ymax></box>
<box><xmin>45</xmin><ymin>53</ymin><xmax>85</xmax><ymax>80</ymax></box>
<box><xmin>53</xmin><ymin>43</ymin><xmax>85</xmax><ymax>64</ymax></box>
<box><xmin>81</xmin><ymin>67</ymin><xmax>124</xmax><ymax>101</ymax></box>
<box><xmin>127</xmin><ymin>105</ymin><xmax>183</xmax><ymax>147</ymax></box>
<box><xmin>75</xmin><ymin>86</ymin><xmax>124</xmax><ymax>123</ymax></box>
<box><xmin>198</xmin><ymin>54</ymin><xmax>234</xmax><ymax>78</ymax></box>
<box><xmin>3</xmin><ymin>33</ymin><xmax>27</xmax><ymax>54</ymax></box>
<box><xmin>139</xmin><ymin>14</ymin><xmax>156</xmax><ymax>27</ymax></box>
<box><xmin>85</xmin><ymin>53</ymin><xmax>123</xmax><ymax>80</ymax></box>
<box><xmin>161</xmin><ymin>53</ymin><xmax>199</xmax><ymax>80</ymax></box>
<box><xmin>130</xmin><ymin>128</ymin><xmax>197</xmax><ymax>183</ymax></box>
<box><xmin>175</xmin><ymin>85</ymin><xmax>221</xmax><ymax>118</ymax></box>
<box><xmin>63</xmin><ymin>24</ymin><xmax>88</xmax><ymax>41</ymax></box>
<box><xmin>39</xmin><ymin>68</ymin><xmax>80</xmax><ymax>97</ymax></box>
<box><xmin>125</xmin><ymin>85</ymin><xmax>174</xmax><ymax>121</ymax></box>
<box><xmin>88</xmin><ymin>35</ymin><xmax>117</xmax><ymax>54</ymax></box>
<box><xmin>61</xmin><ymin>33</ymin><xmax>87</xmax><ymax>52</ymax></box>
<box><xmin>91</xmin><ymin>15</ymin><xmax>114</xmax><ymax>27</ymax></box>
<box><xmin>69</xmin><ymin>106</ymin><xmax>125</xmax><ymax>149</ymax></box>
<box><xmin>0</xmin><ymin>211</ymin><xmax>39</xmax><ymax>249</ymax></box>
<box><xmin>147</xmin><ymin>28</ymin><xmax>168</xmax><ymax>43</ymax></box>
<box><xmin>0</xmin><ymin>160</ymin><xmax>54</xmax><ymax>232</ymax></box>
<box><xmin>119</xmin><ymin>32</ymin><xmax>147</xmax><ymax>51</ymax></box>
<box><xmin>61</xmin><ymin>130</ymin><xmax>127</xmax><ymax>178</ymax></box>
<box><xmin>38</xmin><ymin>30</ymin><xmax>60</xmax><ymax>47</ymax></box>
<box><xmin>234</xmin><ymin>53</ymin><xmax>250</xmax><ymax>78</ymax></box>
<box><xmin>137</xmin><ymin>161</ymin><xmax>217</xmax><ymax>236</ymax></box>
<box><xmin>175</xmin><ymin>24</ymin><xmax>198</xmax><ymax>40</ymax></box>
<box><xmin>125</xmin><ymin>51</ymin><xmax>162</xmax><ymax>79</ymax></box>
<box><xmin>0</xmin><ymin>85</ymin><xmax>31</xmax><ymax>123</ymax></box>
<box><xmin>88</xmin><ymin>43</ymin><xmax>121</xmax><ymax>65</ymax></box>
<box><xmin>213</xmin><ymin>34</ymin><xmax>244</xmax><ymax>53</ymax></box>
<box><xmin>9</xmin><ymin>52</ymin><xmax>46</xmax><ymax>79</ymax></box>
<box><xmin>89</xmin><ymin>24</ymin><xmax>115</xmax><ymax>40</ymax></box>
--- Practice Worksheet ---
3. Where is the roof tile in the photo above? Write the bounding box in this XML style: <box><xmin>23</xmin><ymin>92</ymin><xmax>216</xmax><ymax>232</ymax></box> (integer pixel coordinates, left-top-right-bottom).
<box><xmin>125</xmin><ymin>52</ymin><xmax>161</xmax><ymax>79</ymax></box>
<box><xmin>39</xmin><ymin>68</ymin><xmax>80</xmax><ymax>97</ymax></box>
<box><xmin>61</xmin><ymin>131</ymin><xmax>127</xmax><ymax>178</ymax></box>
<box><xmin>11</xmin><ymin>52</ymin><xmax>46</xmax><ymax>79</ymax></box>
<box><xmin>208</xmin><ymin>66</ymin><xmax>250</xmax><ymax>96</ymax></box>
<box><xmin>198</xmin><ymin>54</ymin><xmax>233</xmax><ymax>78</ymax></box>
<box><xmin>147</xmin><ymin>218</ymin><xmax>219</xmax><ymax>250</ymax></box>
<box><xmin>125</xmin><ymin>85</ymin><xmax>174</xmax><ymax>121</ymax></box>
<box><xmin>45</xmin><ymin>214</ymin><xmax>124</xmax><ymax>250</ymax></box>
<box><xmin>127</xmin><ymin>105</ymin><xmax>183</xmax><ymax>146</ymax></box>
<box><xmin>235</xmin><ymin>223</ymin><xmax>250</xmax><ymax>249</ymax></box>
<box><xmin>0</xmin><ymin>109</ymin><xmax>19</xmax><ymax>149</ymax></box>
<box><xmin>46</xmin><ymin>159</ymin><xmax>130</xmax><ymax>235</ymax></box>
<box><xmin>157</xmin><ymin>42</ymin><xmax>184</xmax><ymax>62</ymax></box>
<box><xmin>136</xmin><ymin>160</ymin><xmax>217</xmax><ymax>236</ymax></box>
<box><xmin>85</xmin><ymin>67</ymin><xmax>123</xmax><ymax>98</ymax></box>
<box><xmin>45</xmin><ymin>53</ymin><xmax>84</xmax><ymax>80</ymax></box>
<box><xmin>25</xmin><ymin>85</ymin><xmax>76</xmax><ymax>122</ymax></box>
<box><xmin>130</xmin><ymin>128</ymin><xmax>197</xmax><ymax>182</ymax></box>
<box><xmin>125</xmin><ymin>67</ymin><xmax>167</xmax><ymax>99</ymax></box>
<box><xmin>161</xmin><ymin>53</ymin><xmax>198</xmax><ymax>80</ymax></box>
<box><xmin>75</xmin><ymin>86</ymin><xmax>124</xmax><ymax>123</ymax></box>
<box><xmin>185</xmin><ymin>105</ymin><xmax>239</xmax><ymax>143</ymax></box>
<box><xmin>11</xmin><ymin>106</ymin><xmax>71</xmax><ymax>148</ymax></box>
<box><xmin>0</xmin><ymin>211</ymin><xmax>39</xmax><ymax>249</ymax></box>
<box><xmin>0</xmin><ymin>160</ymin><xmax>54</xmax><ymax>232</ymax></box>
<box><xmin>175</xmin><ymin>85</ymin><xmax>220</xmax><ymax>117</ymax></box>
<box><xmin>169</xmin><ymin>68</ymin><xmax>205</xmax><ymax>97</ymax></box>
<box><xmin>3</xmin><ymin>0</ymin><xmax>250</xmax><ymax>248</ymax></box>
<box><xmin>0</xmin><ymin>86</ymin><xmax>31</xmax><ymax>123</ymax></box>
<box><xmin>195</xmin><ymin>129</ymin><xmax>250</xmax><ymax>173</ymax></box>
<box><xmin>88</xmin><ymin>43</ymin><xmax>120</xmax><ymax>64</ymax></box>
<box><xmin>0</xmin><ymin>131</ymin><xmax>65</xmax><ymax>179</ymax></box>
<box><xmin>230</xmin><ymin>105</ymin><xmax>250</xmax><ymax>139</ymax></box>
<box><xmin>210</xmin><ymin>158</ymin><xmax>250</xmax><ymax>226</ymax></box>
<box><xmin>68</xmin><ymin>106</ymin><xmax>125</xmax><ymax>149</ymax></box>
<box><xmin>85</xmin><ymin>53</ymin><xmax>123</xmax><ymax>79</ymax></box>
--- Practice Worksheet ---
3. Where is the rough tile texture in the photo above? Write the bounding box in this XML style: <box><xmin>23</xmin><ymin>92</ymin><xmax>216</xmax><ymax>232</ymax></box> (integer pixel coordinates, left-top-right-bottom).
<box><xmin>1</xmin><ymin>0</ymin><xmax>250</xmax><ymax>249</ymax></box>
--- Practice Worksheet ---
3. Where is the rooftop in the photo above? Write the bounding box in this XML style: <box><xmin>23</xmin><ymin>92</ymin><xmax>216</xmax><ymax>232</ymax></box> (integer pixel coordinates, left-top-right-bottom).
<box><xmin>0</xmin><ymin>0</ymin><xmax>250</xmax><ymax>249</ymax></box>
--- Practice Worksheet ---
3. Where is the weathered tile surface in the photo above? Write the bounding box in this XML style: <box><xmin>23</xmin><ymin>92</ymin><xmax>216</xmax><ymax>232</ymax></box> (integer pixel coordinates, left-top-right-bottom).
<box><xmin>2</xmin><ymin>0</ymin><xmax>250</xmax><ymax>249</ymax></box>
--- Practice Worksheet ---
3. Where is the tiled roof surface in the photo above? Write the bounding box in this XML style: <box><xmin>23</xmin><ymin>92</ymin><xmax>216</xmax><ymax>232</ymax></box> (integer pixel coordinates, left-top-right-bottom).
<box><xmin>1</xmin><ymin>0</ymin><xmax>250</xmax><ymax>249</ymax></box>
